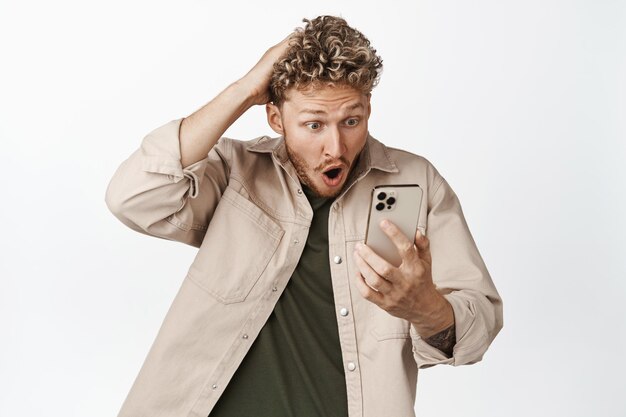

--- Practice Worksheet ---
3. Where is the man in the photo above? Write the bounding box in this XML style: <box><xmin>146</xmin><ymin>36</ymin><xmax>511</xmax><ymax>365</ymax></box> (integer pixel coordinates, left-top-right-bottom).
<box><xmin>106</xmin><ymin>15</ymin><xmax>502</xmax><ymax>417</ymax></box>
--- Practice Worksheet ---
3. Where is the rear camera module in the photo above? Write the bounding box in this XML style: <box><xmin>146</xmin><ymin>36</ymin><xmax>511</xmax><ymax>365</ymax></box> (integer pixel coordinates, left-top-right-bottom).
<box><xmin>386</xmin><ymin>197</ymin><xmax>396</xmax><ymax>205</ymax></box>
<box><xmin>377</xmin><ymin>192</ymin><xmax>386</xmax><ymax>201</ymax></box>
<box><xmin>376</xmin><ymin>202</ymin><xmax>385</xmax><ymax>211</ymax></box>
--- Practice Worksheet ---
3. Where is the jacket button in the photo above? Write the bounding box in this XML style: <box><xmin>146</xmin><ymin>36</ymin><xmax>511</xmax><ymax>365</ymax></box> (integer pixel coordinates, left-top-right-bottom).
<box><xmin>212</xmin><ymin>384</ymin><xmax>218</xmax><ymax>390</ymax></box>
<box><xmin>297</xmin><ymin>189</ymin><xmax>303</xmax><ymax>195</ymax></box>
<box><xmin>333</xmin><ymin>256</ymin><xmax>342</xmax><ymax>264</ymax></box>
<box><xmin>347</xmin><ymin>362</ymin><xmax>357</xmax><ymax>371</ymax></box>
<box><xmin>242</xmin><ymin>334</ymin><xmax>249</xmax><ymax>339</ymax></box>
<box><xmin>340</xmin><ymin>308</ymin><xmax>349</xmax><ymax>317</ymax></box>
<box><xmin>272</xmin><ymin>286</ymin><xmax>278</xmax><ymax>292</ymax></box>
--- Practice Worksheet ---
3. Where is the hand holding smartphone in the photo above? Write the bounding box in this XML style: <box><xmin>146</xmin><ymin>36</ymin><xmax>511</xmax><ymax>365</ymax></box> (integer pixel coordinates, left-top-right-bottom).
<box><xmin>364</xmin><ymin>184</ymin><xmax>423</xmax><ymax>267</ymax></box>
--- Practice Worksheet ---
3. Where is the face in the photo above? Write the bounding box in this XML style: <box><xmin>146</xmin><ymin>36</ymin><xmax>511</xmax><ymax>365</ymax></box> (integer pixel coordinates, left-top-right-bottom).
<box><xmin>266</xmin><ymin>84</ymin><xmax>371</xmax><ymax>198</ymax></box>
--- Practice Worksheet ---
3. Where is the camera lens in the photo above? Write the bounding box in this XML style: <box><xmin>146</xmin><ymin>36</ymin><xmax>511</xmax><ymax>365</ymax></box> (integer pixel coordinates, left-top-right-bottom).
<box><xmin>376</xmin><ymin>202</ymin><xmax>385</xmax><ymax>211</ymax></box>
<box><xmin>377</xmin><ymin>192</ymin><xmax>386</xmax><ymax>201</ymax></box>
<box><xmin>386</xmin><ymin>197</ymin><xmax>396</xmax><ymax>205</ymax></box>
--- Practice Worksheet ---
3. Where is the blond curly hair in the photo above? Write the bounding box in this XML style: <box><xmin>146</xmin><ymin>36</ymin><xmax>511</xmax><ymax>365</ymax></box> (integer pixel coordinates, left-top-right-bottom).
<box><xmin>270</xmin><ymin>16</ymin><xmax>383</xmax><ymax>105</ymax></box>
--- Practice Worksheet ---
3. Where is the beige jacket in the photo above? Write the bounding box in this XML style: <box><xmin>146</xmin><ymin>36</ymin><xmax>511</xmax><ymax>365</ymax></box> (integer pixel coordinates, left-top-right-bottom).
<box><xmin>105</xmin><ymin>118</ymin><xmax>503</xmax><ymax>417</ymax></box>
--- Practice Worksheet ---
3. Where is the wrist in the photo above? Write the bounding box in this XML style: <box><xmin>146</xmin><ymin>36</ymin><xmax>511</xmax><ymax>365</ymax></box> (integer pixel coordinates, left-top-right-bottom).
<box><xmin>233</xmin><ymin>74</ymin><xmax>270</xmax><ymax>107</ymax></box>
<box><xmin>409</xmin><ymin>287</ymin><xmax>454</xmax><ymax>339</ymax></box>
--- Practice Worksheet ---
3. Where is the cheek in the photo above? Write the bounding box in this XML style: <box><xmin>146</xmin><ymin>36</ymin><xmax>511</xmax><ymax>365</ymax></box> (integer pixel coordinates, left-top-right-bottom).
<box><xmin>291</xmin><ymin>138</ymin><xmax>320</xmax><ymax>158</ymax></box>
<box><xmin>346</xmin><ymin>133</ymin><xmax>368</xmax><ymax>156</ymax></box>
<box><xmin>285</xmin><ymin>134</ymin><xmax>322</xmax><ymax>165</ymax></box>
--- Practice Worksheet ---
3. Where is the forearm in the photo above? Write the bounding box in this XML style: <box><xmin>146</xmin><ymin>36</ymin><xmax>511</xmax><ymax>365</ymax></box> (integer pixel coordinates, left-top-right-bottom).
<box><xmin>180</xmin><ymin>35</ymin><xmax>294</xmax><ymax>168</ymax></box>
<box><xmin>410</xmin><ymin>288</ymin><xmax>456</xmax><ymax>355</ymax></box>
<box><xmin>180</xmin><ymin>81</ymin><xmax>256</xmax><ymax>168</ymax></box>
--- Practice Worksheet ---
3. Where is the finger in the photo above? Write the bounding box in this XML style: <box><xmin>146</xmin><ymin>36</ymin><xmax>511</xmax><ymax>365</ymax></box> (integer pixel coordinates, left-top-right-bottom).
<box><xmin>414</xmin><ymin>229</ymin><xmax>432</xmax><ymax>265</ymax></box>
<box><xmin>353</xmin><ymin>250</ymin><xmax>394</xmax><ymax>293</ymax></box>
<box><xmin>354</xmin><ymin>271</ymin><xmax>385</xmax><ymax>305</ymax></box>
<box><xmin>379</xmin><ymin>219</ymin><xmax>418</xmax><ymax>263</ymax></box>
<box><xmin>354</xmin><ymin>242</ymin><xmax>400</xmax><ymax>284</ymax></box>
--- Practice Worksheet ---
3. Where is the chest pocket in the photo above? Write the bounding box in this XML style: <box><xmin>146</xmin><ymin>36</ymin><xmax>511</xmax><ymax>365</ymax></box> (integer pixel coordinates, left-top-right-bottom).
<box><xmin>187</xmin><ymin>186</ymin><xmax>284</xmax><ymax>304</ymax></box>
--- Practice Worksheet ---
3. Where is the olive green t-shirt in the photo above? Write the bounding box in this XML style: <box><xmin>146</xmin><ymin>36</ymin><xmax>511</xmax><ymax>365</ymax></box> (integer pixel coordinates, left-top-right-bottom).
<box><xmin>208</xmin><ymin>185</ymin><xmax>347</xmax><ymax>417</ymax></box>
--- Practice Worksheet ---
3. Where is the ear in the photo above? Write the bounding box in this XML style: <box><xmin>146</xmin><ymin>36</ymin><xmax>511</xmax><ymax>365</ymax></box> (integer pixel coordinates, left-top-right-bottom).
<box><xmin>266</xmin><ymin>103</ymin><xmax>285</xmax><ymax>135</ymax></box>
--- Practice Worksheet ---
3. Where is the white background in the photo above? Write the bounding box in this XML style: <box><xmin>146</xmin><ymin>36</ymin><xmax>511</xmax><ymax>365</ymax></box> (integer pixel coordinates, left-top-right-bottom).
<box><xmin>1</xmin><ymin>1</ymin><xmax>624</xmax><ymax>416</ymax></box>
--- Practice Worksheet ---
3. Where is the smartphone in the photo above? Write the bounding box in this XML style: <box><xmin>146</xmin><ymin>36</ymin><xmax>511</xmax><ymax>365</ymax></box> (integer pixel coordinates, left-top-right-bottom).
<box><xmin>364</xmin><ymin>184</ymin><xmax>423</xmax><ymax>267</ymax></box>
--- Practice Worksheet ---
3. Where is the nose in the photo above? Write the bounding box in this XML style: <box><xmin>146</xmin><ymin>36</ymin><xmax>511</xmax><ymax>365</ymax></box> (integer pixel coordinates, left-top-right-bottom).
<box><xmin>324</xmin><ymin>126</ymin><xmax>346</xmax><ymax>159</ymax></box>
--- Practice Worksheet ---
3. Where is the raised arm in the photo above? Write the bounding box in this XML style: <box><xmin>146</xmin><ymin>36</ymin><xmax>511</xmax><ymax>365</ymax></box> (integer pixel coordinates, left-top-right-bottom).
<box><xmin>180</xmin><ymin>35</ymin><xmax>293</xmax><ymax>168</ymax></box>
<box><xmin>105</xmin><ymin>36</ymin><xmax>293</xmax><ymax>247</ymax></box>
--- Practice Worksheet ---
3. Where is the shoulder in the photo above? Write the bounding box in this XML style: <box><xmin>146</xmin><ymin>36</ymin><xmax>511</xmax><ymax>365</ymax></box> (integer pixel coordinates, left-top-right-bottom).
<box><xmin>214</xmin><ymin>135</ymin><xmax>284</xmax><ymax>184</ymax></box>
<box><xmin>387</xmin><ymin>145</ymin><xmax>436</xmax><ymax>169</ymax></box>
<box><xmin>370</xmin><ymin>136</ymin><xmax>445</xmax><ymax>191</ymax></box>
<box><xmin>219</xmin><ymin>135</ymin><xmax>280</xmax><ymax>154</ymax></box>
<box><xmin>213</xmin><ymin>134</ymin><xmax>279</xmax><ymax>160</ymax></box>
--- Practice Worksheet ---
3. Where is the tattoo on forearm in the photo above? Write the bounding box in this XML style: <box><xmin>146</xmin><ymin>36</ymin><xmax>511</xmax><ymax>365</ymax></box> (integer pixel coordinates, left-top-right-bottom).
<box><xmin>425</xmin><ymin>324</ymin><xmax>456</xmax><ymax>357</ymax></box>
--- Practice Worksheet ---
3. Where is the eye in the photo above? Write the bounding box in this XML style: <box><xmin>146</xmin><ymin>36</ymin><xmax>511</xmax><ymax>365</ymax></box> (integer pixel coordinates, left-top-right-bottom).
<box><xmin>345</xmin><ymin>118</ymin><xmax>359</xmax><ymax>126</ymax></box>
<box><xmin>305</xmin><ymin>122</ymin><xmax>321</xmax><ymax>130</ymax></box>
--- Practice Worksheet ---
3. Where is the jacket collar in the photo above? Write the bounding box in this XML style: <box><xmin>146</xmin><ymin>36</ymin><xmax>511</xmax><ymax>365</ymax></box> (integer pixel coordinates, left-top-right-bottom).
<box><xmin>246</xmin><ymin>133</ymin><xmax>399</xmax><ymax>174</ymax></box>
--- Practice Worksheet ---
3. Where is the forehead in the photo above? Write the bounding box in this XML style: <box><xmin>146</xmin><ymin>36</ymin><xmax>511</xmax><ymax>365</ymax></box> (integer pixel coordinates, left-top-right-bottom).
<box><xmin>282</xmin><ymin>84</ymin><xmax>368</xmax><ymax>115</ymax></box>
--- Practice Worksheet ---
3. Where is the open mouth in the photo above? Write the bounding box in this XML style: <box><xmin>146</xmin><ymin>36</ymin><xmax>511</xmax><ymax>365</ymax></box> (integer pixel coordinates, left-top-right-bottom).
<box><xmin>324</xmin><ymin>168</ymin><xmax>342</xmax><ymax>179</ymax></box>
<box><xmin>322</xmin><ymin>166</ymin><xmax>344</xmax><ymax>187</ymax></box>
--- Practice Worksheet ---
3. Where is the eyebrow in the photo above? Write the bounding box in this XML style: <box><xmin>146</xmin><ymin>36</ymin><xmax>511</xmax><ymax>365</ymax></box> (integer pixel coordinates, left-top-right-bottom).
<box><xmin>299</xmin><ymin>102</ymin><xmax>365</xmax><ymax>115</ymax></box>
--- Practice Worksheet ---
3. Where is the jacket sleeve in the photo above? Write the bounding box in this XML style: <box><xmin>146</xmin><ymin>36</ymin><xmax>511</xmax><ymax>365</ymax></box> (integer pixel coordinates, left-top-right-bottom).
<box><xmin>105</xmin><ymin>118</ymin><xmax>230</xmax><ymax>248</ymax></box>
<box><xmin>410</xmin><ymin>176</ymin><xmax>503</xmax><ymax>368</ymax></box>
